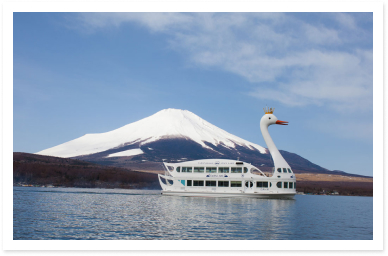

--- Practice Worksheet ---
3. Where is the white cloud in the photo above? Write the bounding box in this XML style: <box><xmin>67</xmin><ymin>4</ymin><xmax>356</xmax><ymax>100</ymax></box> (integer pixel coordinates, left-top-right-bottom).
<box><xmin>72</xmin><ymin>12</ymin><xmax>193</xmax><ymax>32</ymax></box>
<box><xmin>333</xmin><ymin>13</ymin><xmax>357</xmax><ymax>30</ymax></box>
<box><xmin>71</xmin><ymin>12</ymin><xmax>372</xmax><ymax>114</ymax></box>
<box><xmin>303</xmin><ymin>23</ymin><xmax>341</xmax><ymax>45</ymax></box>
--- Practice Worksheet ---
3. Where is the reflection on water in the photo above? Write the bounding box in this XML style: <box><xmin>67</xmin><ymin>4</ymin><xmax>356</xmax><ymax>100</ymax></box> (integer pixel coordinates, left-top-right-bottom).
<box><xmin>13</xmin><ymin>187</ymin><xmax>372</xmax><ymax>240</ymax></box>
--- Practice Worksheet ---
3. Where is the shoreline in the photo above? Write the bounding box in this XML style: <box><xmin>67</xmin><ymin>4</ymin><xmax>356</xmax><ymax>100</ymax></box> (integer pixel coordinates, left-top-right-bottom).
<box><xmin>13</xmin><ymin>183</ymin><xmax>372</xmax><ymax>197</ymax></box>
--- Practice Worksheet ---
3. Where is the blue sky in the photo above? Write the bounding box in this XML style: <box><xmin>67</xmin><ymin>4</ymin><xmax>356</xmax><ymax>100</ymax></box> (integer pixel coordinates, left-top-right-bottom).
<box><xmin>13</xmin><ymin>12</ymin><xmax>373</xmax><ymax>176</ymax></box>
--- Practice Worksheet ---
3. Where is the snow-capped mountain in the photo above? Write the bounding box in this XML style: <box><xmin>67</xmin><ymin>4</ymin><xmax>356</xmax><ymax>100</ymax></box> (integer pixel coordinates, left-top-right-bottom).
<box><xmin>37</xmin><ymin>108</ymin><xmax>266</xmax><ymax>158</ymax></box>
<box><xmin>36</xmin><ymin>108</ymin><xmax>328</xmax><ymax>173</ymax></box>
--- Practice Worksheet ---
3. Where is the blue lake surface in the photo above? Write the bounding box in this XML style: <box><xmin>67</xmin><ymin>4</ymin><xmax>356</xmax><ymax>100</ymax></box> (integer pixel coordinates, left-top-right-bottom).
<box><xmin>13</xmin><ymin>187</ymin><xmax>372</xmax><ymax>240</ymax></box>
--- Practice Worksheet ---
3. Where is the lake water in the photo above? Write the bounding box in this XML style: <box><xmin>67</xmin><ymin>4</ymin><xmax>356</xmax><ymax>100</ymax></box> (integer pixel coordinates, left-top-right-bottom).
<box><xmin>13</xmin><ymin>187</ymin><xmax>372</xmax><ymax>240</ymax></box>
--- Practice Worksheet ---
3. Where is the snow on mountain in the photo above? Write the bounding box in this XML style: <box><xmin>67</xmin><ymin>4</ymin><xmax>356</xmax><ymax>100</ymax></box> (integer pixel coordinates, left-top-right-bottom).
<box><xmin>36</xmin><ymin>108</ymin><xmax>266</xmax><ymax>158</ymax></box>
<box><xmin>107</xmin><ymin>148</ymin><xmax>144</xmax><ymax>158</ymax></box>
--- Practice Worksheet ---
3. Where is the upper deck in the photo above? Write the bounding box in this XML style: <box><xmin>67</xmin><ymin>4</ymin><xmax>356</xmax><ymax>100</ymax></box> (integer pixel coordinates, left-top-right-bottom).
<box><xmin>162</xmin><ymin>159</ymin><xmax>295</xmax><ymax>180</ymax></box>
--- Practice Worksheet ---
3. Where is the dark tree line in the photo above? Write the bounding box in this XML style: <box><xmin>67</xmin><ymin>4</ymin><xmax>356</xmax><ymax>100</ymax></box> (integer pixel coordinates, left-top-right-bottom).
<box><xmin>13</xmin><ymin>153</ymin><xmax>160</xmax><ymax>189</ymax></box>
<box><xmin>296</xmin><ymin>181</ymin><xmax>372</xmax><ymax>196</ymax></box>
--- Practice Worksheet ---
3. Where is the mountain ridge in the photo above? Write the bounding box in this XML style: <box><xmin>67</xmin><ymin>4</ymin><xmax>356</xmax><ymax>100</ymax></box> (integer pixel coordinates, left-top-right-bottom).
<box><xmin>37</xmin><ymin>108</ymin><xmax>266</xmax><ymax>158</ymax></box>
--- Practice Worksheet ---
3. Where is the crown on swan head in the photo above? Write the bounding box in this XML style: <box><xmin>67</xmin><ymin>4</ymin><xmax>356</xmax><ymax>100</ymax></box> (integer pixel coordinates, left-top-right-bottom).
<box><xmin>263</xmin><ymin>107</ymin><xmax>274</xmax><ymax>114</ymax></box>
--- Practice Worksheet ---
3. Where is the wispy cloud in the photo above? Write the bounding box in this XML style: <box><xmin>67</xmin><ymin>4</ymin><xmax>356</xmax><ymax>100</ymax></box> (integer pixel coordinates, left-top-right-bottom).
<box><xmin>68</xmin><ymin>12</ymin><xmax>372</xmax><ymax>114</ymax></box>
<box><xmin>333</xmin><ymin>13</ymin><xmax>357</xmax><ymax>30</ymax></box>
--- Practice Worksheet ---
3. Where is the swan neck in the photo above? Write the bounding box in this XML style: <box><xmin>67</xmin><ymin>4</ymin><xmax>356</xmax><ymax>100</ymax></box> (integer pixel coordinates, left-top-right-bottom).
<box><xmin>260</xmin><ymin>123</ymin><xmax>290</xmax><ymax>169</ymax></box>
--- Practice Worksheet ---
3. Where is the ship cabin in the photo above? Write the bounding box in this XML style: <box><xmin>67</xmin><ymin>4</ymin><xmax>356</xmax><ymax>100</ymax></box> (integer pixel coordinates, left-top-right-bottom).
<box><xmin>158</xmin><ymin>159</ymin><xmax>296</xmax><ymax>194</ymax></box>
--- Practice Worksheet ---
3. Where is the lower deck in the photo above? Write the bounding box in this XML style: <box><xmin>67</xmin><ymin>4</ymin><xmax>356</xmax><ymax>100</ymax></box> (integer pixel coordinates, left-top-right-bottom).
<box><xmin>158</xmin><ymin>174</ymin><xmax>296</xmax><ymax>197</ymax></box>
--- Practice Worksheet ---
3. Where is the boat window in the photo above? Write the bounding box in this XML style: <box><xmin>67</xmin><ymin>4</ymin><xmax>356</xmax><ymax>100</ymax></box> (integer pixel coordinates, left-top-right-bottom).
<box><xmin>167</xmin><ymin>179</ymin><xmax>173</xmax><ymax>186</ymax></box>
<box><xmin>245</xmin><ymin>181</ymin><xmax>253</xmax><ymax>188</ymax></box>
<box><xmin>187</xmin><ymin>180</ymin><xmax>192</xmax><ymax>186</ymax></box>
<box><xmin>206</xmin><ymin>167</ymin><xmax>217</xmax><ymax>173</ymax></box>
<box><xmin>277</xmin><ymin>168</ymin><xmax>281</xmax><ymax>173</ymax></box>
<box><xmin>206</xmin><ymin>181</ymin><xmax>216</xmax><ymax>187</ymax></box>
<box><xmin>251</xmin><ymin>168</ymin><xmax>261</xmax><ymax>175</ymax></box>
<box><xmin>193</xmin><ymin>180</ymin><xmax>204</xmax><ymax>186</ymax></box>
<box><xmin>218</xmin><ymin>181</ymin><xmax>229</xmax><ymax>187</ymax></box>
<box><xmin>276</xmin><ymin>182</ymin><xmax>282</xmax><ymax>188</ymax></box>
<box><xmin>283</xmin><ymin>168</ymin><xmax>287</xmax><ymax>173</ymax></box>
<box><xmin>231</xmin><ymin>181</ymin><xmax>242</xmax><ymax>187</ymax></box>
<box><xmin>287</xmin><ymin>168</ymin><xmax>292</xmax><ymax>173</ymax></box>
<box><xmin>270</xmin><ymin>182</ymin><xmax>272</xmax><ymax>187</ymax></box>
<box><xmin>244</xmin><ymin>167</ymin><xmax>248</xmax><ymax>173</ymax></box>
<box><xmin>284</xmin><ymin>182</ymin><xmax>288</xmax><ymax>188</ymax></box>
<box><xmin>294</xmin><ymin>182</ymin><xmax>296</xmax><ymax>189</ymax></box>
<box><xmin>194</xmin><ymin>167</ymin><xmax>204</xmax><ymax>173</ymax></box>
<box><xmin>160</xmin><ymin>177</ymin><xmax>167</xmax><ymax>185</ymax></box>
<box><xmin>167</xmin><ymin>165</ymin><xmax>174</xmax><ymax>171</ymax></box>
<box><xmin>176</xmin><ymin>167</ymin><xmax>180</xmax><ymax>172</ymax></box>
<box><xmin>182</xmin><ymin>167</ymin><xmax>192</xmax><ymax>173</ymax></box>
<box><xmin>231</xmin><ymin>167</ymin><xmax>242</xmax><ymax>173</ymax></box>
<box><xmin>289</xmin><ymin>182</ymin><xmax>293</xmax><ymax>189</ymax></box>
<box><xmin>180</xmin><ymin>180</ymin><xmax>185</xmax><ymax>186</ymax></box>
<box><xmin>257</xmin><ymin>182</ymin><xmax>268</xmax><ymax>188</ymax></box>
<box><xmin>218</xmin><ymin>167</ymin><xmax>230</xmax><ymax>173</ymax></box>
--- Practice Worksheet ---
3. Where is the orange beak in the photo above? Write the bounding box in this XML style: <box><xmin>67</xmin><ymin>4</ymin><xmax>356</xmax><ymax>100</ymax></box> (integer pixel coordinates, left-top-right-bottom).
<box><xmin>276</xmin><ymin>120</ymin><xmax>288</xmax><ymax>125</ymax></box>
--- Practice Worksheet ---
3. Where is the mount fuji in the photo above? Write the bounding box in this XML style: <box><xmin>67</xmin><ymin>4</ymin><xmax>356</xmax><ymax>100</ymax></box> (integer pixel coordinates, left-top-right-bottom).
<box><xmin>36</xmin><ymin>108</ymin><xmax>328</xmax><ymax>173</ymax></box>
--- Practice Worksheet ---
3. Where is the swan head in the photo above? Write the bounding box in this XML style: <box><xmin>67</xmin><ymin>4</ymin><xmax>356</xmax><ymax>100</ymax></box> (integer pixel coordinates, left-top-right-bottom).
<box><xmin>260</xmin><ymin>114</ymin><xmax>288</xmax><ymax>127</ymax></box>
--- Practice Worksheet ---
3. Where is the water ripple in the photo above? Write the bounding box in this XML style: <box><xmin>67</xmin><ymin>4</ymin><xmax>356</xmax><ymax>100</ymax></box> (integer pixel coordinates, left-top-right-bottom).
<box><xmin>13</xmin><ymin>187</ymin><xmax>372</xmax><ymax>240</ymax></box>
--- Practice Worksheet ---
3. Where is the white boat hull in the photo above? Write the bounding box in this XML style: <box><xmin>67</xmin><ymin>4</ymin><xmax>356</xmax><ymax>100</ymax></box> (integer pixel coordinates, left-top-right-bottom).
<box><xmin>161</xmin><ymin>190</ymin><xmax>295</xmax><ymax>199</ymax></box>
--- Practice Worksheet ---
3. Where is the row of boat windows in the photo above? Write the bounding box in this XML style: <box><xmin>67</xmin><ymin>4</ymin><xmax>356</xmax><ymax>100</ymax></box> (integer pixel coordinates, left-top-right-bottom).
<box><xmin>177</xmin><ymin>167</ymin><xmax>248</xmax><ymax>174</ymax></box>
<box><xmin>187</xmin><ymin>180</ymin><xmax>266</xmax><ymax>188</ymax></box>
<box><xmin>184</xmin><ymin>180</ymin><xmax>296</xmax><ymax>189</ymax></box>
<box><xmin>276</xmin><ymin>182</ymin><xmax>296</xmax><ymax>189</ymax></box>
<box><xmin>277</xmin><ymin>168</ymin><xmax>293</xmax><ymax>173</ymax></box>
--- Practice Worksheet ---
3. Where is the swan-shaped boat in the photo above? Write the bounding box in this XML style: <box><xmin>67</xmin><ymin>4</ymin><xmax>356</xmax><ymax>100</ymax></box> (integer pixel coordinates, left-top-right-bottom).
<box><xmin>158</xmin><ymin>108</ymin><xmax>296</xmax><ymax>198</ymax></box>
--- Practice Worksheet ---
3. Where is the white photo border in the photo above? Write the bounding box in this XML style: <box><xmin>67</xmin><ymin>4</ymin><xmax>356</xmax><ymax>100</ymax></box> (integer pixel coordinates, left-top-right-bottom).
<box><xmin>2</xmin><ymin>0</ymin><xmax>383</xmax><ymax>251</ymax></box>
